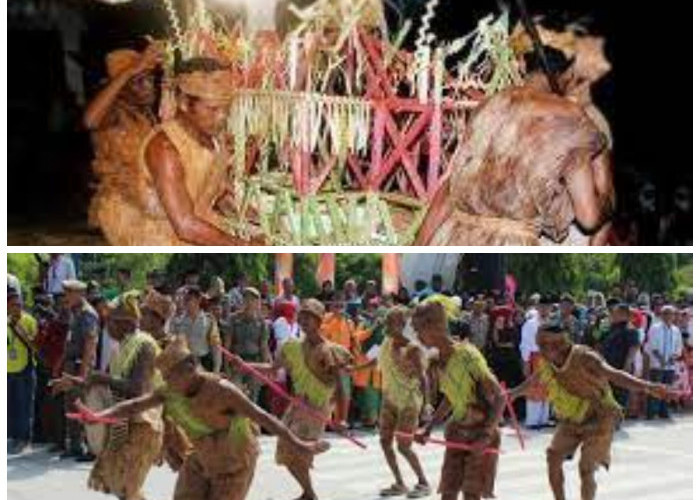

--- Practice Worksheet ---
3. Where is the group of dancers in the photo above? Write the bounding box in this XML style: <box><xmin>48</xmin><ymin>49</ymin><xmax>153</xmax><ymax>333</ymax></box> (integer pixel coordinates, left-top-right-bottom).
<box><xmin>52</xmin><ymin>290</ymin><xmax>672</xmax><ymax>500</ymax></box>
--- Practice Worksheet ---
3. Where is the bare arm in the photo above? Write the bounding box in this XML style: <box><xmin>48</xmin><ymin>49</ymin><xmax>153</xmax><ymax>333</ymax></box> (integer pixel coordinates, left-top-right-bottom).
<box><xmin>98</xmin><ymin>392</ymin><xmax>165</xmax><ymax>420</ymax></box>
<box><xmin>414</xmin><ymin>180</ymin><xmax>451</xmax><ymax>245</ymax></box>
<box><xmin>84</xmin><ymin>44</ymin><xmax>161</xmax><ymax>129</ymax></box>
<box><xmin>218</xmin><ymin>379</ymin><xmax>319</xmax><ymax>449</ymax></box>
<box><xmin>80</xmin><ymin>333</ymin><xmax>98</xmax><ymax>379</ymax></box>
<box><xmin>479</xmin><ymin>372</ymin><xmax>506</xmax><ymax>430</ymax></box>
<box><xmin>145</xmin><ymin>134</ymin><xmax>247</xmax><ymax>245</ymax></box>
<box><xmin>601</xmin><ymin>361</ymin><xmax>664</xmax><ymax>396</ymax></box>
<box><xmin>422</xmin><ymin>395</ymin><xmax>452</xmax><ymax>434</ymax></box>
<box><xmin>508</xmin><ymin>373</ymin><xmax>538</xmax><ymax>401</ymax></box>
<box><xmin>565</xmin><ymin>150</ymin><xmax>613</xmax><ymax>233</ymax></box>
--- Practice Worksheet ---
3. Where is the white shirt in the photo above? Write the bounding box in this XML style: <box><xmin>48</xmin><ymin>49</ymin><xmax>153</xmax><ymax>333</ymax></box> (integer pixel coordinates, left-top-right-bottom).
<box><xmin>46</xmin><ymin>255</ymin><xmax>76</xmax><ymax>295</ymax></box>
<box><xmin>520</xmin><ymin>308</ymin><xmax>540</xmax><ymax>362</ymax></box>
<box><xmin>100</xmin><ymin>327</ymin><xmax>119</xmax><ymax>373</ymax></box>
<box><xmin>645</xmin><ymin>321</ymin><xmax>683</xmax><ymax>370</ymax></box>
<box><xmin>273</xmin><ymin>317</ymin><xmax>300</xmax><ymax>352</ymax></box>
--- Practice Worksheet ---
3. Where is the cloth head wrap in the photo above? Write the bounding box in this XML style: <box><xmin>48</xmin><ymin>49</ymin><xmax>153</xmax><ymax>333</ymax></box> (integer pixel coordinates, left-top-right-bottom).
<box><xmin>177</xmin><ymin>69</ymin><xmax>234</xmax><ymax>101</ymax></box>
<box><xmin>109</xmin><ymin>290</ymin><xmax>142</xmax><ymax>321</ymax></box>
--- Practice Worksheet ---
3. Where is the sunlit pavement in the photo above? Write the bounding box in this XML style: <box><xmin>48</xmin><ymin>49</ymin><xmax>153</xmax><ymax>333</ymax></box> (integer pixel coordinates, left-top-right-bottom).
<box><xmin>8</xmin><ymin>414</ymin><xmax>693</xmax><ymax>500</ymax></box>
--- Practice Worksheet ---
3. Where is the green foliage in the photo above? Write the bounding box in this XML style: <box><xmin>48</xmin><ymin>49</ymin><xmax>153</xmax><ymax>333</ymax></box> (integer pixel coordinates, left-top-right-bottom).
<box><xmin>617</xmin><ymin>254</ymin><xmax>678</xmax><ymax>293</ymax></box>
<box><xmin>7</xmin><ymin>254</ymin><xmax>41</xmax><ymax>302</ymax></box>
<box><xmin>80</xmin><ymin>254</ymin><xmax>172</xmax><ymax>290</ymax></box>
<box><xmin>336</xmin><ymin>254</ymin><xmax>382</xmax><ymax>291</ymax></box>
<box><xmin>505</xmin><ymin>254</ymin><xmax>687</xmax><ymax>299</ymax></box>
<box><xmin>293</xmin><ymin>254</ymin><xmax>321</xmax><ymax>297</ymax></box>
<box><xmin>505</xmin><ymin>254</ymin><xmax>581</xmax><ymax>297</ymax></box>
<box><xmin>164</xmin><ymin>254</ymin><xmax>273</xmax><ymax>290</ymax></box>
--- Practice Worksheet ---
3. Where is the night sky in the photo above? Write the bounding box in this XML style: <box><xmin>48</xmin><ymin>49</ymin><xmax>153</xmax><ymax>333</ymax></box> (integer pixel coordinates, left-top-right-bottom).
<box><xmin>7</xmin><ymin>0</ymin><xmax>690</xmax><ymax>244</ymax></box>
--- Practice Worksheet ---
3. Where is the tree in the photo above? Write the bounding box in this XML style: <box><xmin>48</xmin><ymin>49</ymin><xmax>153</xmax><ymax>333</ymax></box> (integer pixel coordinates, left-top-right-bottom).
<box><xmin>7</xmin><ymin>254</ymin><xmax>42</xmax><ymax>301</ymax></box>
<box><xmin>164</xmin><ymin>254</ymin><xmax>273</xmax><ymax>290</ymax></box>
<box><xmin>505</xmin><ymin>254</ymin><xmax>582</xmax><ymax>297</ymax></box>
<box><xmin>336</xmin><ymin>254</ymin><xmax>382</xmax><ymax>292</ymax></box>
<box><xmin>617</xmin><ymin>254</ymin><xmax>678</xmax><ymax>293</ymax></box>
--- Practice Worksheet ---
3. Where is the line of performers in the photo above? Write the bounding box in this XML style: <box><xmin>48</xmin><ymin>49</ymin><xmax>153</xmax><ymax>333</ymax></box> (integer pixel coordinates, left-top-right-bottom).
<box><xmin>52</xmin><ymin>292</ymin><xmax>671</xmax><ymax>500</ymax></box>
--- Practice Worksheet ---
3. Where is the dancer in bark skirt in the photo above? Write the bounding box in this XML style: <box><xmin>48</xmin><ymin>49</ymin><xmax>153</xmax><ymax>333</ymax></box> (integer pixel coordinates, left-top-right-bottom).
<box><xmin>508</xmin><ymin>312</ymin><xmax>671</xmax><ymax>500</ymax></box>
<box><xmin>93</xmin><ymin>335</ymin><xmax>329</xmax><ymax>500</ymax></box>
<box><xmin>229</xmin><ymin>298</ymin><xmax>353</xmax><ymax>500</ymax></box>
<box><xmin>51</xmin><ymin>291</ymin><xmax>163</xmax><ymax>500</ymax></box>
<box><xmin>352</xmin><ymin>305</ymin><xmax>432</xmax><ymax>498</ymax></box>
<box><xmin>411</xmin><ymin>301</ymin><xmax>506</xmax><ymax>500</ymax></box>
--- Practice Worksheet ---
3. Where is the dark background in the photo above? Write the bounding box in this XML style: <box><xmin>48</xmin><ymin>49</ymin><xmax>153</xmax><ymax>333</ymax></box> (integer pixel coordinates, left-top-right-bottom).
<box><xmin>7</xmin><ymin>0</ymin><xmax>691</xmax><ymax>244</ymax></box>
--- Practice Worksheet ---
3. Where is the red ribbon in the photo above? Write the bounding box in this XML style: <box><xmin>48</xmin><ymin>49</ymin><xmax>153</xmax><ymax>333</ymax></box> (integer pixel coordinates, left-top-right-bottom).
<box><xmin>66</xmin><ymin>399</ymin><xmax>122</xmax><ymax>425</ymax></box>
<box><xmin>220</xmin><ymin>346</ymin><xmax>367</xmax><ymax>449</ymax></box>
<box><xmin>394</xmin><ymin>431</ymin><xmax>501</xmax><ymax>455</ymax></box>
<box><xmin>500</xmin><ymin>381</ymin><xmax>526</xmax><ymax>450</ymax></box>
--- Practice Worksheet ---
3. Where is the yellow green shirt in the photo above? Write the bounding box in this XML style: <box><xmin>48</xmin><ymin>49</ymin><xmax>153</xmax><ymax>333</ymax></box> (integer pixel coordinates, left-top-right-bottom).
<box><xmin>8</xmin><ymin>312</ymin><xmax>38</xmax><ymax>374</ymax></box>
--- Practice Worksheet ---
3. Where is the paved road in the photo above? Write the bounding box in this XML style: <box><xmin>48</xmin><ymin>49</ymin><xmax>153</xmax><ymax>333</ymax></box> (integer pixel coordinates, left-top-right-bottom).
<box><xmin>8</xmin><ymin>414</ymin><xmax>693</xmax><ymax>500</ymax></box>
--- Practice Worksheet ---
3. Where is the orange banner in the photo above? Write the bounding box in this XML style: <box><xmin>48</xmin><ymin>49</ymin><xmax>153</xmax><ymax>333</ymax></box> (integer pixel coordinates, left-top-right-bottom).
<box><xmin>316</xmin><ymin>253</ymin><xmax>336</xmax><ymax>286</ymax></box>
<box><xmin>275</xmin><ymin>253</ymin><xmax>294</xmax><ymax>295</ymax></box>
<box><xmin>382</xmin><ymin>253</ymin><xmax>401</xmax><ymax>296</ymax></box>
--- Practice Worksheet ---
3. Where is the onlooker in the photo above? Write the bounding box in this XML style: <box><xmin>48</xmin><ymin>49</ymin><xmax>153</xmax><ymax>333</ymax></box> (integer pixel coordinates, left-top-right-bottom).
<box><xmin>276</xmin><ymin>276</ymin><xmax>300</xmax><ymax>311</ymax></box>
<box><xmin>61</xmin><ymin>279</ymin><xmax>99</xmax><ymax>460</ymax></box>
<box><xmin>45</xmin><ymin>254</ymin><xmax>77</xmax><ymax>296</ymax></box>
<box><xmin>645</xmin><ymin>305</ymin><xmax>683</xmax><ymax>419</ymax></box>
<box><xmin>520</xmin><ymin>294</ymin><xmax>552</xmax><ymax>429</ymax></box>
<box><xmin>227</xmin><ymin>287</ymin><xmax>271</xmax><ymax>403</ymax></box>
<box><xmin>317</xmin><ymin>279</ymin><xmax>335</xmax><ymax>306</ymax></box>
<box><xmin>8</xmin><ymin>290</ymin><xmax>38</xmax><ymax>454</ymax></box>
<box><xmin>228</xmin><ymin>273</ymin><xmax>248</xmax><ymax>312</ymax></box>
<box><xmin>171</xmin><ymin>287</ymin><xmax>222</xmax><ymax>373</ymax></box>
<box><xmin>468</xmin><ymin>300</ymin><xmax>489</xmax><ymax>351</ymax></box>
<box><xmin>321</xmin><ymin>291</ymin><xmax>356</xmax><ymax>427</ymax></box>
<box><xmin>601</xmin><ymin>303</ymin><xmax>640</xmax><ymax>409</ymax></box>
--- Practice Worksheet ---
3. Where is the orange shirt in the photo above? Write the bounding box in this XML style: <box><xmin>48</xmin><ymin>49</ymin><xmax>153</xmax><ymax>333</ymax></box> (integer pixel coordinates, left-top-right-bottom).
<box><xmin>320</xmin><ymin>313</ymin><xmax>355</xmax><ymax>350</ymax></box>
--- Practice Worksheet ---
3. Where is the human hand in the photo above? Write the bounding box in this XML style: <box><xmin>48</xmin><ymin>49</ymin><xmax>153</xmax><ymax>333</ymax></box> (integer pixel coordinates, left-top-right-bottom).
<box><xmin>647</xmin><ymin>382</ymin><xmax>669</xmax><ymax>401</ymax></box>
<box><xmin>414</xmin><ymin>426</ymin><xmax>431</xmax><ymax>445</ymax></box>
<box><xmin>132</xmin><ymin>41</ymin><xmax>164</xmax><ymax>75</ymax></box>
<box><xmin>49</xmin><ymin>372</ymin><xmax>84</xmax><ymax>393</ymax></box>
<box><xmin>302</xmin><ymin>438</ymin><xmax>331</xmax><ymax>455</ymax></box>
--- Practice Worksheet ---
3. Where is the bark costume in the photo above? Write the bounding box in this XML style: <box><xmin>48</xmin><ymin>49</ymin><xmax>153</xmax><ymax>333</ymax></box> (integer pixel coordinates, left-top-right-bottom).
<box><xmin>99</xmin><ymin>67</ymin><xmax>234</xmax><ymax>245</ymax></box>
<box><xmin>275</xmin><ymin>337</ymin><xmax>351</xmax><ymax>470</ymax></box>
<box><xmin>437</xmin><ymin>343</ymin><xmax>500</xmax><ymax>498</ymax></box>
<box><xmin>427</xmin><ymin>87</ymin><xmax>608</xmax><ymax>246</ymax></box>
<box><xmin>88</xmin><ymin>330</ymin><xmax>163</xmax><ymax>498</ymax></box>
<box><xmin>377</xmin><ymin>337</ymin><xmax>424</xmax><ymax>439</ymax></box>
<box><xmin>161</xmin><ymin>381</ymin><xmax>260</xmax><ymax>500</ymax></box>
<box><xmin>537</xmin><ymin>345</ymin><xmax>622</xmax><ymax>500</ymax></box>
<box><xmin>153</xmin><ymin>336</ymin><xmax>261</xmax><ymax>500</ymax></box>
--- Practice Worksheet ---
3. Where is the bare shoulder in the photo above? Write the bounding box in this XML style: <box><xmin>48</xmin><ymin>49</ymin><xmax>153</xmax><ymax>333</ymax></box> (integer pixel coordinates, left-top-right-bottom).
<box><xmin>145</xmin><ymin>130</ymin><xmax>180</xmax><ymax>172</ymax></box>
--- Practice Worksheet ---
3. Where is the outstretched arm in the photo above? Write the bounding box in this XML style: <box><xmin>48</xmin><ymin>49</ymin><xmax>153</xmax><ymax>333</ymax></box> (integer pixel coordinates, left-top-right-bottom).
<box><xmin>97</xmin><ymin>392</ymin><xmax>164</xmax><ymax>420</ymax></box>
<box><xmin>145</xmin><ymin>134</ymin><xmax>249</xmax><ymax>246</ymax></box>
<box><xmin>218</xmin><ymin>379</ymin><xmax>326</xmax><ymax>453</ymax></box>
<box><xmin>508</xmin><ymin>373</ymin><xmax>538</xmax><ymax>401</ymax></box>
<box><xmin>601</xmin><ymin>362</ymin><xmax>667</xmax><ymax>399</ymax></box>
